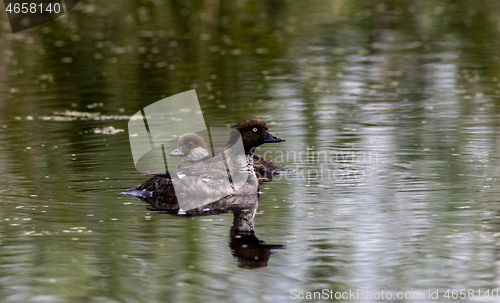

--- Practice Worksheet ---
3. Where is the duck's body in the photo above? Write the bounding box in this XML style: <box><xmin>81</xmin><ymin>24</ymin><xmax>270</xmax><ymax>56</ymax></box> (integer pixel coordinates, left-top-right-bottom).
<box><xmin>122</xmin><ymin>118</ymin><xmax>285</xmax><ymax>203</ymax></box>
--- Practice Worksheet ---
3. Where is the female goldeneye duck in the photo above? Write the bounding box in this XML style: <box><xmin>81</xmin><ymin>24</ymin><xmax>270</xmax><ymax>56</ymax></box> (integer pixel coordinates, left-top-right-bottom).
<box><xmin>122</xmin><ymin>118</ymin><xmax>285</xmax><ymax>200</ymax></box>
<box><xmin>169</xmin><ymin>133</ymin><xmax>210</xmax><ymax>169</ymax></box>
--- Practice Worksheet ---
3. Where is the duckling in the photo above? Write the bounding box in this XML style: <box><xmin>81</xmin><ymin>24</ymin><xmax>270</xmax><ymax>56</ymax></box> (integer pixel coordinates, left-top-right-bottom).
<box><xmin>122</xmin><ymin>118</ymin><xmax>285</xmax><ymax>203</ymax></box>
<box><xmin>169</xmin><ymin>133</ymin><xmax>210</xmax><ymax>169</ymax></box>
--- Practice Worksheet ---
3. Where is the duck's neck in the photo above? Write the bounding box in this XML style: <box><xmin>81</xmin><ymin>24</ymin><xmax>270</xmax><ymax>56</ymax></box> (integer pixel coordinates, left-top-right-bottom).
<box><xmin>245</xmin><ymin>153</ymin><xmax>255</xmax><ymax>174</ymax></box>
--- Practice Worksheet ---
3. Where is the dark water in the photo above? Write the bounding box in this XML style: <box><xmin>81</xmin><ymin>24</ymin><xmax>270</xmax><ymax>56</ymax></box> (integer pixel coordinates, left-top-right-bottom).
<box><xmin>2</xmin><ymin>0</ymin><xmax>500</xmax><ymax>302</ymax></box>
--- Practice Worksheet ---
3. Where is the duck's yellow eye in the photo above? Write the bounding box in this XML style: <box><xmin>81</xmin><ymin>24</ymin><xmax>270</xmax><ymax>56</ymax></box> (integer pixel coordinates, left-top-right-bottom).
<box><xmin>252</xmin><ymin>127</ymin><xmax>258</xmax><ymax>133</ymax></box>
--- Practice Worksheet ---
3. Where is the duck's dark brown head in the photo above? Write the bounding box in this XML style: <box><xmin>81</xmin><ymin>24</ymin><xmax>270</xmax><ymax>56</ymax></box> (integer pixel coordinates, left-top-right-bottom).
<box><xmin>169</xmin><ymin>133</ymin><xmax>208</xmax><ymax>160</ymax></box>
<box><xmin>228</xmin><ymin>118</ymin><xmax>285</xmax><ymax>154</ymax></box>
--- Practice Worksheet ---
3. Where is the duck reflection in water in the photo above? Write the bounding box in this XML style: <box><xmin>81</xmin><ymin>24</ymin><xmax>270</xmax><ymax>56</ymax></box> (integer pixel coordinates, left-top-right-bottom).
<box><xmin>229</xmin><ymin>200</ymin><xmax>286</xmax><ymax>269</ymax></box>
<box><xmin>140</xmin><ymin>193</ymin><xmax>285</xmax><ymax>269</ymax></box>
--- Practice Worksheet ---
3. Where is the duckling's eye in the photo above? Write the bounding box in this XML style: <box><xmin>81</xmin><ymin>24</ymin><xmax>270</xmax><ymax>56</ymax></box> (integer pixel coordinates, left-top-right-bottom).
<box><xmin>252</xmin><ymin>127</ymin><xmax>258</xmax><ymax>133</ymax></box>
<box><xmin>188</xmin><ymin>142</ymin><xmax>193</xmax><ymax>146</ymax></box>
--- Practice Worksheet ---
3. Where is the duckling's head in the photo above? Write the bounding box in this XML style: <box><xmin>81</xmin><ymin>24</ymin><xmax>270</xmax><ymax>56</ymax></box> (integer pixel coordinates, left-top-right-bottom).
<box><xmin>169</xmin><ymin>133</ymin><xmax>209</xmax><ymax>161</ymax></box>
<box><xmin>228</xmin><ymin>118</ymin><xmax>285</xmax><ymax>154</ymax></box>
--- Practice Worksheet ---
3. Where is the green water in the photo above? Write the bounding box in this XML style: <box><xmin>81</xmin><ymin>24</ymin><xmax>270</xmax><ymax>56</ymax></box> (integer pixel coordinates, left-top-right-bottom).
<box><xmin>1</xmin><ymin>0</ymin><xmax>500</xmax><ymax>302</ymax></box>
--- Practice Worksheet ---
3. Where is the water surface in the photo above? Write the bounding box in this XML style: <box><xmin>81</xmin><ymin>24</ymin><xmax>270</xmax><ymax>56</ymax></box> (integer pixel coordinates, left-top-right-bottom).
<box><xmin>1</xmin><ymin>0</ymin><xmax>500</xmax><ymax>302</ymax></box>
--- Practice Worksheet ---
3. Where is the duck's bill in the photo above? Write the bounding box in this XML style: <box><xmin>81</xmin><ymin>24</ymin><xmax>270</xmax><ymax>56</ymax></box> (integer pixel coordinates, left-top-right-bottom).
<box><xmin>263</xmin><ymin>130</ymin><xmax>285</xmax><ymax>143</ymax></box>
<box><xmin>169</xmin><ymin>146</ymin><xmax>186</xmax><ymax>157</ymax></box>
